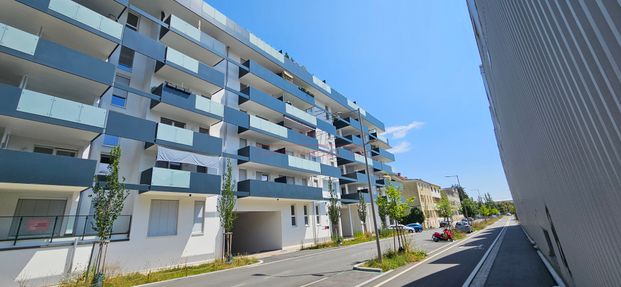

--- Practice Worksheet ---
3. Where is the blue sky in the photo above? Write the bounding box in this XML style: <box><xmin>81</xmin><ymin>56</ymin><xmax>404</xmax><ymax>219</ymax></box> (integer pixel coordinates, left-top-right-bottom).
<box><xmin>207</xmin><ymin>1</ymin><xmax>511</xmax><ymax>200</ymax></box>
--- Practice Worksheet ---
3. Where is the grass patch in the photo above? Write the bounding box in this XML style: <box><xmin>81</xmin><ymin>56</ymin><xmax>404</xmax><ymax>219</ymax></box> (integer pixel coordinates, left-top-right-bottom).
<box><xmin>60</xmin><ymin>257</ymin><xmax>257</xmax><ymax>287</ymax></box>
<box><xmin>302</xmin><ymin>229</ymin><xmax>395</xmax><ymax>250</ymax></box>
<box><xmin>363</xmin><ymin>249</ymin><xmax>427</xmax><ymax>271</ymax></box>
<box><xmin>452</xmin><ymin>230</ymin><xmax>467</xmax><ymax>240</ymax></box>
<box><xmin>472</xmin><ymin>217</ymin><xmax>500</xmax><ymax>231</ymax></box>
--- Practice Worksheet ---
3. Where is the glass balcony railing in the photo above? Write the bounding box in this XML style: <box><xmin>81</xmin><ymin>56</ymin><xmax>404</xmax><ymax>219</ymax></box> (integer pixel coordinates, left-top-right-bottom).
<box><xmin>166</xmin><ymin>47</ymin><xmax>199</xmax><ymax>73</ymax></box>
<box><xmin>151</xmin><ymin>167</ymin><xmax>191</xmax><ymax>188</ymax></box>
<box><xmin>16</xmin><ymin>89</ymin><xmax>107</xmax><ymax>128</ymax></box>
<box><xmin>168</xmin><ymin>15</ymin><xmax>226</xmax><ymax>56</ymax></box>
<box><xmin>312</xmin><ymin>75</ymin><xmax>332</xmax><ymax>94</ymax></box>
<box><xmin>249</xmin><ymin>115</ymin><xmax>288</xmax><ymax>138</ymax></box>
<box><xmin>285</xmin><ymin>104</ymin><xmax>316</xmax><ymax>125</ymax></box>
<box><xmin>156</xmin><ymin>123</ymin><xmax>194</xmax><ymax>146</ymax></box>
<box><xmin>346</xmin><ymin>99</ymin><xmax>366</xmax><ymax>116</ymax></box>
<box><xmin>287</xmin><ymin>155</ymin><xmax>321</xmax><ymax>173</ymax></box>
<box><xmin>377</xmin><ymin>133</ymin><xmax>388</xmax><ymax>144</ymax></box>
<box><xmin>195</xmin><ymin>96</ymin><xmax>224</xmax><ymax>117</ymax></box>
<box><xmin>0</xmin><ymin>22</ymin><xmax>39</xmax><ymax>55</ymax></box>
<box><xmin>48</xmin><ymin>0</ymin><xmax>123</xmax><ymax>40</ymax></box>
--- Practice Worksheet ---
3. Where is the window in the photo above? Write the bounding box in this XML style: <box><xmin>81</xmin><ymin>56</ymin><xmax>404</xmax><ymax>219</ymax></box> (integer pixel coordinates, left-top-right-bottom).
<box><xmin>100</xmin><ymin>153</ymin><xmax>112</xmax><ymax>164</ymax></box>
<box><xmin>315</xmin><ymin>205</ymin><xmax>320</xmax><ymax>225</ymax></box>
<box><xmin>196</xmin><ymin>166</ymin><xmax>207</xmax><ymax>173</ymax></box>
<box><xmin>290</xmin><ymin>205</ymin><xmax>296</xmax><ymax>226</ymax></box>
<box><xmin>103</xmin><ymin>135</ymin><xmax>119</xmax><ymax>146</ymax></box>
<box><xmin>33</xmin><ymin>146</ymin><xmax>53</xmax><ymax>155</ymax></box>
<box><xmin>160</xmin><ymin>117</ymin><xmax>186</xmax><ymax>128</ymax></box>
<box><xmin>56</xmin><ymin>149</ymin><xmax>76</xmax><ymax>157</ymax></box>
<box><xmin>199</xmin><ymin>127</ymin><xmax>209</xmax><ymax>134</ymax></box>
<box><xmin>303</xmin><ymin>205</ymin><xmax>309</xmax><ymax>226</ymax></box>
<box><xmin>169</xmin><ymin>162</ymin><xmax>182</xmax><ymax>170</ymax></box>
<box><xmin>258</xmin><ymin>172</ymin><xmax>269</xmax><ymax>182</ymax></box>
<box><xmin>33</xmin><ymin>146</ymin><xmax>76</xmax><ymax>157</ymax></box>
<box><xmin>239</xmin><ymin>138</ymin><xmax>247</xmax><ymax>148</ymax></box>
<box><xmin>193</xmin><ymin>201</ymin><xmax>204</xmax><ymax>235</ymax></box>
<box><xmin>126</xmin><ymin>12</ymin><xmax>139</xmax><ymax>31</ymax></box>
<box><xmin>302</xmin><ymin>178</ymin><xmax>308</xmax><ymax>186</ymax></box>
<box><xmin>118</xmin><ymin>47</ymin><xmax>135</xmax><ymax>72</ymax></box>
<box><xmin>112</xmin><ymin>75</ymin><xmax>130</xmax><ymax>108</ymax></box>
<box><xmin>256</xmin><ymin>143</ymin><xmax>269</xmax><ymax>150</ymax></box>
<box><xmin>239</xmin><ymin>169</ymin><xmax>247</xmax><ymax>181</ymax></box>
<box><xmin>148</xmin><ymin>200</ymin><xmax>179</xmax><ymax>236</ymax></box>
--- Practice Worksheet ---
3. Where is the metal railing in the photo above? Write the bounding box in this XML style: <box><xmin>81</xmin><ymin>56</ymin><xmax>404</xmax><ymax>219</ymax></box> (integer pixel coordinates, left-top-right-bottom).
<box><xmin>0</xmin><ymin>215</ymin><xmax>131</xmax><ymax>246</ymax></box>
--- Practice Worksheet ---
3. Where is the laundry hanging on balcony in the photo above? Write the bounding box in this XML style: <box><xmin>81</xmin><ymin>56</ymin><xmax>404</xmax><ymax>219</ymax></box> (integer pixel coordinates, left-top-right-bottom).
<box><xmin>157</xmin><ymin>146</ymin><xmax>219</xmax><ymax>172</ymax></box>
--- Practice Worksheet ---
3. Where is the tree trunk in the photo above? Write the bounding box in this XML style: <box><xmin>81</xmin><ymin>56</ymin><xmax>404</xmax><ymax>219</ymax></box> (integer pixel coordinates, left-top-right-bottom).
<box><xmin>225</xmin><ymin>232</ymin><xmax>233</xmax><ymax>263</ymax></box>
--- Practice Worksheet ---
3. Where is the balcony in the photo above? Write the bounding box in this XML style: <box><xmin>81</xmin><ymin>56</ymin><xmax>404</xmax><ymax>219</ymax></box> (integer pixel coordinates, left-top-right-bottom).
<box><xmin>369</xmin><ymin>130</ymin><xmax>390</xmax><ymax>149</ymax></box>
<box><xmin>0</xmin><ymin>23</ymin><xmax>114</xmax><ymax>101</ymax></box>
<box><xmin>152</xmin><ymin>83</ymin><xmax>224</xmax><ymax>126</ymax></box>
<box><xmin>0</xmin><ymin>149</ymin><xmax>96</xmax><ymax>190</ymax></box>
<box><xmin>146</xmin><ymin>123</ymin><xmax>222</xmax><ymax>156</ymax></box>
<box><xmin>1</xmin><ymin>0</ymin><xmax>122</xmax><ymax>59</ymax></box>
<box><xmin>0</xmin><ymin>84</ymin><xmax>106</xmax><ymax>141</ymax></box>
<box><xmin>140</xmin><ymin>167</ymin><xmax>221</xmax><ymax>195</ymax></box>
<box><xmin>0</xmin><ymin>214</ymin><xmax>130</xmax><ymax>250</ymax></box>
<box><xmin>335</xmin><ymin>134</ymin><xmax>365</xmax><ymax>152</ymax></box>
<box><xmin>239</xmin><ymin>60</ymin><xmax>314</xmax><ymax>110</ymax></box>
<box><xmin>340</xmin><ymin>171</ymin><xmax>374</xmax><ymax>189</ymax></box>
<box><xmin>238</xmin><ymin>115</ymin><xmax>318</xmax><ymax>153</ymax></box>
<box><xmin>160</xmin><ymin>14</ymin><xmax>225</xmax><ymax>66</ymax></box>
<box><xmin>372</xmin><ymin>147</ymin><xmax>395</xmax><ymax>163</ymax></box>
<box><xmin>155</xmin><ymin>47</ymin><xmax>224</xmax><ymax>97</ymax></box>
<box><xmin>238</xmin><ymin>146</ymin><xmax>325</xmax><ymax>177</ymax></box>
<box><xmin>333</xmin><ymin>116</ymin><xmax>367</xmax><ymax>135</ymax></box>
<box><xmin>237</xmin><ymin>179</ymin><xmax>323</xmax><ymax>201</ymax></box>
<box><xmin>340</xmin><ymin>191</ymin><xmax>371</xmax><ymax>205</ymax></box>
<box><xmin>239</xmin><ymin>86</ymin><xmax>317</xmax><ymax>129</ymax></box>
<box><xmin>336</xmin><ymin>148</ymin><xmax>371</xmax><ymax>169</ymax></box>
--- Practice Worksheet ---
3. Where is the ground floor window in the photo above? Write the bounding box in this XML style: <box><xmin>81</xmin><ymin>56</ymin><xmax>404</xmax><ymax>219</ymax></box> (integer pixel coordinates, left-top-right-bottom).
<box><xmin>148</xmin><ymin>200</ymin><xmax>179</xmax><ymax>237</ymax></box>
<box><xmin>193</xmin><ymin>201</ymin><xmax>205</xmax><ymax>235</ymax></box>
<box><xmin>10</xmin><ymin>198</ymin><xmax>67</xmax><ymax>237</ymax></box>
<box><xmin>290</xmin><ymin>205</ymin><xmax>297</xmax><ymax>226</ymax></box>
<box><xmin>303</xmin><ymin>205</ymin><xmax>309</xmax><ymax>226</ymax></box>
<box><xmin>315</xmin><ymin>205</ymin><xmax>320</xmax><ymax>225</ymax></box>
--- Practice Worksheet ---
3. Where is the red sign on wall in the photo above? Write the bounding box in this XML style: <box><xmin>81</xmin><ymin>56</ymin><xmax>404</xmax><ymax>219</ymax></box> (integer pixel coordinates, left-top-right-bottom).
<box><xmin>26</xmin><ymin>218</ymin><xmax>50</xmax><ymax>232</ymax></box>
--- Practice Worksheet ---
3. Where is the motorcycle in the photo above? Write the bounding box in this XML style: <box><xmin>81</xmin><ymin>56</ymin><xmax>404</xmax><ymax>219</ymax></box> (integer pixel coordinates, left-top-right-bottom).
<box><xmin>432</xmin><ymin>229</ymin><xmax>454</xmax><ymax>242</ymax></box>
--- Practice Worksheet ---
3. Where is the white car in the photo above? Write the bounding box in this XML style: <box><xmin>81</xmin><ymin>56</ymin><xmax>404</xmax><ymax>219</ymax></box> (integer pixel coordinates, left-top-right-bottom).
<box><xmin>388</xmin><ymin>224</ymin><xmax>415</xmax><ymax>233</ymax></box>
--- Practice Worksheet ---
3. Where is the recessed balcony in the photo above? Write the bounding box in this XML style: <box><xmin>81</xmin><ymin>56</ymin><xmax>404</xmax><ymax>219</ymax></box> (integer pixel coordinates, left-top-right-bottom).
<box><xmin>237</xmin><ymin>179</ymin><xmax>323</xmax><ymax>201</ymax></box>
<box><xmin>372</xmin><ymin>147</ymin><xmax>395</xmax><ymax>163</ymax></box>
<box><xmin>160</xmin><ymin>14</ymin><xmax>225</xmax><ymax>66</ymax></box>
<box><xmin>237</xmin><ymin>146</ymin><xmax>325</xmax><ymax>177</ymax></box>
<box><xmin>238</xmin><ymin>115</ymin><xmax>318</xmax><ymax>153</ymax></box>
<box><xmin>140</xmin><ymin>167</ymin><xmax>221</xmax><ymax>195</ymax></box>
<box><xmin>152</xmin><ymin>83</ymin><xmax>224</xmax><ymax>127</ymax></box>
<box><xmin>155</xmin><ymin>47</ymin><xmax>224</xmax><ymax>97</ymax></box>
<box><xmin>145</xmin><ymin>123</ymin><xmax>222</xmax><ymax>156</ymax></box>
<box><xmin>0</xmin><ymin>0</ymin><xmax>122</xmax><ymax>59</ymax></box>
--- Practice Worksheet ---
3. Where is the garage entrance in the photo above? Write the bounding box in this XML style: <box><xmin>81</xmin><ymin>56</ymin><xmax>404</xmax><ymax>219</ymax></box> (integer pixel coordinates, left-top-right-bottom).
<box><xmin>231</xmin><ymin>211</ymin><xmax>282</xmax><ymax>255</ymax></box>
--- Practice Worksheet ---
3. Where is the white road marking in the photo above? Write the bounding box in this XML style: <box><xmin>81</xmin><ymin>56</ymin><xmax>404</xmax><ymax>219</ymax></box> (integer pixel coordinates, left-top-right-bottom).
<box><xmin>298</xmin><ymin>276</ymin><xmax>329</xmax><ymax>287</ymax></box>
<box><xmin>462</xmin><ymin>219</ymin><xmax>510</xmax><ymax>287</ymax></box>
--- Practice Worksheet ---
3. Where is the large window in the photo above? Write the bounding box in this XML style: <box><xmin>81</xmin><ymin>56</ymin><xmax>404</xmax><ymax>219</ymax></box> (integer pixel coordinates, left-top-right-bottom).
<box><xmin>193</xmin><ymin>201</ymin><xmax>205</xmax><ymax>235</ymax></box>
<box><xmin>290</xmin><ymin>205</ymin><xmax>296</xmax><ymax>226</ymax></box>
<box><xmin>126</xmin><ymin>12</ymin><xmax>139</xmax><ymax>31</ymax></box>
<box><xmin>112</xmin><ymin>75</ymin><xmax>130</xmax><ymax>108</ymax></box>
<box><xmin>160</xmin><ymin>117</ymin><xmax>186</xmax><ymax>128</ymax></box>
<box><xmin>118</xmin><ymin>47</ymin><xmax>135</xmax><ymax>72</ymax></box>
<box><xmin>148</xmin><ymin>200</ymin><xmax>179</xmax><ymax>237</ymax></box>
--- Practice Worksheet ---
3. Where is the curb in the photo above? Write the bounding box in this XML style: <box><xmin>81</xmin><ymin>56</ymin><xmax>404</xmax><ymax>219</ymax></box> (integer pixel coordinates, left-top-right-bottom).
<box><xmin>136</xmin><ymin>259</ymin><xmax>264</xmax><ymax>287</ymax></box>
<box><xmin>353</xmin><ymin>261</ymin><xmax>382</xmax><ymax>273</ymax></box>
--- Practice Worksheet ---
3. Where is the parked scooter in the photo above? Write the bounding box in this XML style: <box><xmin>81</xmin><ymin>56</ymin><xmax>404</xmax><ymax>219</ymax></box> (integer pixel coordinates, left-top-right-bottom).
<box><xmin>432</xmin><ymin>229</ymin><xmax>454</xmax><ymax>242</ymax></box>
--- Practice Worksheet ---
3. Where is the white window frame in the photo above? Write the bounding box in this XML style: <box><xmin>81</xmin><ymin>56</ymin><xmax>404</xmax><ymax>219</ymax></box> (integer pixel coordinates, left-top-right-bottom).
<box><xmin>290</xmin><ymin>205</ymin><xmax>297</xmax><ymax>226</ymax></box>
<box><xmin>148</xmin><ymin>200</ymin><xmax>179</xmax><ymax>237</ymax></box>
<box><xmin>315</xmin><ymin>205</ymin><xmax>320</xmax><ymax>225</ymax></box>
<box><xmin>192</xmin><ymin>201</ymin><xmax>205</xmax><ymax>235</ymax></box>
<box><xmin>303</xmin><ymin>205</ymin><xmax>309</xmax><ymax>226</ymax></box>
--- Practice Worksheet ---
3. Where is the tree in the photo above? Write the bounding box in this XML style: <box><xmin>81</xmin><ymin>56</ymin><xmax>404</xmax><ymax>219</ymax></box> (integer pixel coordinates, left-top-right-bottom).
<box><xmin>90</xmin><ymin>146</ymin><xmax>128</xmax><ymax>286</ymax></box>
<box><xmin>327</xmin><ymin>179</ymin><xmax>341</xmax><ymax>243</ymax></box>
<box><xmin>436</xmin><ymin>191</ymin><xmax>455</xmax><ymax>225</ymax></box>
<box><xmin>217</xmin><ymin>159</ymin><xmax>237</xmax><ymax>262</ymax></box>
<box><xmin>357</xmin><ymin>191</ymin><xmax>368</xmax><ymax>234</ymax></box>
<box><xmin>379</xmin><ymin>184</ymin><xmax>414</xmax><ymax>251</ymax></box>
<box><xmin>461</xmin><ymin>197</ymin><xmax>479</xmax><ymax>218</ymax></box>
<box><xmin>403</xmin><ymin>206</ymin><xmax>425</xmax><ymax>225</ymax></box>
<box><xmin>377</xmin><ymin>195</ymin><xmax>388</xmax><ymax>229</ymax></box>
<box><xmin>452</xmin><ymin>184</ymin><xmax>467</xmax><ymax>202</ymax></box>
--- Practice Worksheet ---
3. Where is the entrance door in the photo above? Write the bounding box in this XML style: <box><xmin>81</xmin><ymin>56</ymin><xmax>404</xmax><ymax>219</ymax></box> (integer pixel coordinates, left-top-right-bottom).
<box><xmin>10</xmin><ymin>199</ymin><xmax>67</xmax><ymax>238</ymax></box>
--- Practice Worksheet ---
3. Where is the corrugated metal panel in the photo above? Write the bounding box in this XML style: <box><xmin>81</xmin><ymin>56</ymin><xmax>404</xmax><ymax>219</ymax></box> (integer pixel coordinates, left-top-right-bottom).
<box><xmin>468</xmin><ymin>1</ymin><xmax>621</xmax><ymax>286</ymax></box>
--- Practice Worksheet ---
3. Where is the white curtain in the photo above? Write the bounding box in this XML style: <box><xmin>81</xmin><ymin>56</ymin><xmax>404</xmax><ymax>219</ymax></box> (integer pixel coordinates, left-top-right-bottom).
<box><xmin>157</xmin><ymin>146</ymin><xmax>220</xmax><ymax>173</ymax></box>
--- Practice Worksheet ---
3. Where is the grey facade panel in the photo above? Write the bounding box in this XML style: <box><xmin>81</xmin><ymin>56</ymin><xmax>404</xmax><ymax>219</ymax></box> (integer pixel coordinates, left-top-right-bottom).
<box><xmin>122</xmin><ymin>27</ymin><xmax>166</xmax><ymax>62</ymax></box>
<box><xmin>237</xmin><ymin>179</ymin><xmax>323</xmax><ymax>200</ymax></box>
<box><xmin>105</xmin><ymin>111</ymin><xmax>156</xmax><ymax>143</ymax></box>
<box><xmin>468</xmin><ymin>1</ymin><xmax>621</xmax><ymax>286</ymax></box>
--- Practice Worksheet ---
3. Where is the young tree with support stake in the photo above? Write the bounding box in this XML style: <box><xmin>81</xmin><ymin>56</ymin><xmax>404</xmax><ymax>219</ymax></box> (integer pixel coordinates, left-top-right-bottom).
<box><xmin>357</xmin><ymin>191</ymin><xmax>368</xmax><ymax>234</ymax></box>
<box><xmin>437</xmin><ymin>191</ymin><xmax>455</xmax><ymax>228</ymax></box>
<box><xmin>327</xmin><ymin>179</ymin><xmax>342</xmax><ymax>244</ymax></box>
<box><xmin>377</xmin><ymin>183</ymin><xmax>413</xmax><ymax>252</ymax></box>
<box><xmin>90</xmin><ymin>145</ymin><xmax>128</xmax><ymax>286</ymax></box>
<box><xmin>218</xmin><ymin>159</ymin><xmax>237</xmax><ymax>262</ymax></box>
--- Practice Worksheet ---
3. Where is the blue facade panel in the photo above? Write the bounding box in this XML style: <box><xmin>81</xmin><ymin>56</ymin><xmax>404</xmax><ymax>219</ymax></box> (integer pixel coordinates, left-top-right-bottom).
<box><xmin>237</xmin><ymin>179</ymin><xmax>323</xmax><ymax>200</ymax></box>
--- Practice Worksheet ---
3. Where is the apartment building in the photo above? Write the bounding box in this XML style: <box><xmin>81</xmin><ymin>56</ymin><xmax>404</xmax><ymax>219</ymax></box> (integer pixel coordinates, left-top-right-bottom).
<box><xmin>0</xmin><ymin>1</ymin><xmax>395</xmax><ymax>285</ymax></box>
<box><xmin>397</xmin><ymin>177</ymin><xmax>442</xmax><ymax>228</ymax></box>
<box><xmin>468</xmin><ymin>1</ymin><xmax>621</xmax><ymax>286</ymax></box>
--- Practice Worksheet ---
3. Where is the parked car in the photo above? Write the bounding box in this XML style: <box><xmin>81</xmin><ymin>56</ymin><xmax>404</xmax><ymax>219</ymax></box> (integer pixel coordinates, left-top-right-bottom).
<box><xmin>505</xmin><ymin>212</ymin><xmax>512</xmax><ymax>216</ymax></box>
<box><xmin>439</xmin><ymin>221</ymin><xmax>450</xmax><ymax>228</ymax></box>
<box><xmin>455</xmin><ymin>221</ymin><xmax>472</xmax><ymax>233</ymax></box>
<box><xmin>388</xmin><ymin>224</ymin><xmax>415</xmax><ymax>233</ymax></box>
<box><xmin>406</xmin><ymin>223</ymin><xmax>423</xmax><ymax>232</ymax></box>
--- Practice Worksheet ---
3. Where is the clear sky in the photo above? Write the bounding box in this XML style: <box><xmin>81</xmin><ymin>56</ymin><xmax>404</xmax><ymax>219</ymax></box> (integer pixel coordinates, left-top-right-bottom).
<box><xmin>207</xmin><ymin>0</ymin><xmax>511</xmax><ymax>200</ymax></box>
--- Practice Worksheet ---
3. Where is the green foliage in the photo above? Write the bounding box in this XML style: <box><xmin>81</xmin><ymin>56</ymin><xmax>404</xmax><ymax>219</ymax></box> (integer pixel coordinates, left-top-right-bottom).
<box><xmin>91</xmin><ymin>146</ymin><xmax>128</xmax><ymax>241</ymax></box>
<box><xmin>452</xmin><ymin>184</ymin><xmax>467</xmax><ymax>202</ymax></box>
<box><xmin>402</xmin><ymin>207</ymin><xmax>425</xmax><ymax>224</ymax></box>
<box><xmin>364</xmin><ymin>249</ymin><xmax>427</xmax><ymax>271</ymax></box>
<box><xmin>436</xmin><ymin>191</ymin><xmax>454</xmax><ymax>222</ymax></box>
<box><xmin>61</xmin><ymin>257</ymin><xmax>257</xmax><ymax>287</ymax></box>
<box><xmin>461</xmin><ymin>197</ymin><xmax>479</xmax><ymax>217</ymax></box>
<box><xmin>383</xmin><ymin>184</ymin><xmax>414</xmax><ymax>223</ymax></box>
<box><xmin>377</xmin><ymin>195</ymin><xmax>388</xmax><ymax>228</ymax></box>
<box><xmin>326</xmin><ymin>179</ymin><xmax>341</xmax><ymax>243</ymax></box>
<box><xmin>357</xmin><ymin>191</ymin><xmax>368</xmax><ymax>230</ymax></box>
<box><xmin>217</xmin><ymin>159</ymin><xmax>236</xmax><ymax>232</ymax></box>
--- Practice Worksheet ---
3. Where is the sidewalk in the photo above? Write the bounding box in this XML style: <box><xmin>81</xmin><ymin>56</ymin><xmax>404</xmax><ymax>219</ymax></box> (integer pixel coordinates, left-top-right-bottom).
<box><xmin>474</xmin><ymin>221</ymin><xmax>557</xmax><ymax>287</ymax></box>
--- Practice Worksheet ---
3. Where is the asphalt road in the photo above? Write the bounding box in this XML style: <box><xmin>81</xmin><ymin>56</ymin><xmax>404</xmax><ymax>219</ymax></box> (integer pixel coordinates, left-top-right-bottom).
<box><xmin>364</xmin><ymin>217</ymin><xmax>513</xmax><ymax>287</ymax></box>
<box><xmin>144</xmin><ymin>228</ymin><xmax>451</xmax><ymax>287</ymax></box>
